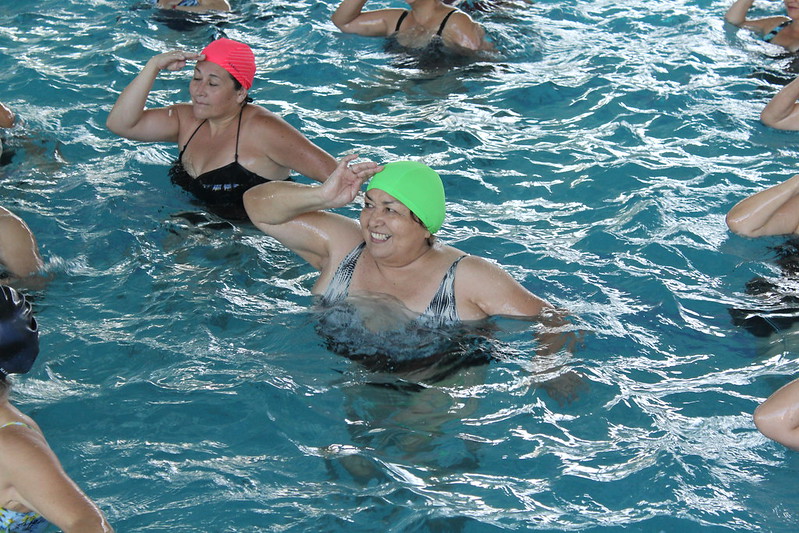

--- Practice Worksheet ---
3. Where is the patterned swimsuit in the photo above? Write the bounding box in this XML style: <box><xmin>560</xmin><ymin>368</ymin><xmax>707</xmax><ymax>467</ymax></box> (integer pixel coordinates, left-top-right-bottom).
<box><xmin>321</xmin><ymin>242</ymin><xmax>466</xmax><ymax>328</ymax></box>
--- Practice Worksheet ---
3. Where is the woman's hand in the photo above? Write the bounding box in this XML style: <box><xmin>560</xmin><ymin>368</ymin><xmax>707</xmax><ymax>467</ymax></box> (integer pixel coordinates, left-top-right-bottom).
<box><xmin>319</xmin><ymin>154</ymin><xmax>383</xmax><ymax>209</ymax></box>
<box><xmin>148</xmin><ymin>50</ymin><xmax>204</xmax><ymax>73</ymax></box>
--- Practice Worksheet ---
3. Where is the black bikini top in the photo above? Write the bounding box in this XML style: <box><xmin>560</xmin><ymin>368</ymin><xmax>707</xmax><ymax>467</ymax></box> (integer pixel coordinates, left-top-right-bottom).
<box><xmin>394</xmin><ymin>9</ymin><xmax>458</xmax><ymax>37</ymax></box>
<box><xmin>168</xmin><ymin>106</ymin><xmax>271</xmax><ymax>220</ymax></box>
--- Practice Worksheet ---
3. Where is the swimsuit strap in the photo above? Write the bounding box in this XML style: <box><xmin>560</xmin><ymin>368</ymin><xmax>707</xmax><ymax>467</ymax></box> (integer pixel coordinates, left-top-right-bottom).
<box><xmin>233</xmin><ymin>106</ymin><xmax>245</xmax><ymax>162</ymax></box>
<box><xmin>437</xmin><ymin>9</ymin><xmax>458</xmax><ymax>36</ymax></box>
<box><xmin>0</xmin><ymin>421</ymin><xmax>31</xmax><ymax>430</ymax></box>
<box><xmin>322</xmin><ymin>242</ymin><xmax>366</xmax><ymax>305</ymax></box>
<box><xmin>421</xmin><ymin>254</ymin><xmax>467</xmax><ymax>325</ymax></box>
<box><xmin>395</xmin><ymin>10</ymin><xmax>409</xmax><ymax>33</ymax></box>
<box><xmin>764</xmin><ymin>19</ymin><xmax>792</xmax><ymax>42</ymax></box>
<box><xmin>179</xmin><ymin>119</ymin><xmax>208</xmax><ymax>158</ymax></box>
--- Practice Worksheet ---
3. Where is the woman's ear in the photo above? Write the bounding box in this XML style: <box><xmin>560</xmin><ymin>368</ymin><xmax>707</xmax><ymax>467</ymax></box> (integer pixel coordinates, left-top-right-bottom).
<box><xmin>236</xmin><ymin>89</ymin><xmax>248</xmax><ymax>105</ymax></box>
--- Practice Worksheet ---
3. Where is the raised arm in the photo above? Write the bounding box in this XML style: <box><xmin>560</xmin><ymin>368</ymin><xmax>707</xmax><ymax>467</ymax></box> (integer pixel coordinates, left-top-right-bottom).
<box><xmin>754</xmin><ymin>377</ymin><xmax>799</xmax><ymax>450</ymax></box>
<box><xmin>761</xmin><ymin>76</ymin><xmax>799</xmax><ymax>129</ymax></box>
<box><xmin>0</xmin><ymin>206</ymin><xmax>43</xmax><ymax>279</ymax></box>
<box><xmin>724</xmin><ymin>0</ymin><xmax>787</xmax><ymax>33</ymax></box>
<box><xmin>726</xmin><ymin>174</ymin><xmax>799</xmax><ymax>236</ymax></box>
<box><xmin>0</xmin><ymin>427</ymin><xmax>114</xmax><ymax>533</ymax></box>
<box><xmin>106</xmin><ymin>51</ymin><xmax>201</xmax><ymax>142</ymax></box>
<box><xmin>331</xmin><ymin>0</ymin><xmax>400</xmax><ymax>36</ymax></box>
<box><xmin>243</xmin><ymin>155</ymin><xmax>381</xmax><ymax>268</ymax></box>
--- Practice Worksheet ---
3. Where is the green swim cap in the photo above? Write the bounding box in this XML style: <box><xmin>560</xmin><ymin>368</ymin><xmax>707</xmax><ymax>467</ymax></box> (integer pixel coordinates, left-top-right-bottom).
<box><xmin>366</xmin><ymin>161</ymin><xmax>446</xmax><ymax>233</ymax></box>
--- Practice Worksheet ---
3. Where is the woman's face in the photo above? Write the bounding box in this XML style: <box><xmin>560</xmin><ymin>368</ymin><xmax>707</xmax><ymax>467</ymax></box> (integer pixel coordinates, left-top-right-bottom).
<box><xmin>359</xmin><ymin>188</ymin><xmax>431</xmax><ymax>264</ymax></box>
<box><xmin>189</xmin><ymin>61</ymin><xmax>245</xmax><ymax>119</ymax></box>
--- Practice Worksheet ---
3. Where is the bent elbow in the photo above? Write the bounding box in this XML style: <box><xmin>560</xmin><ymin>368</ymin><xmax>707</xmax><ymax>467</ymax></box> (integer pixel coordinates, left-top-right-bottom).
<box><xmin>725</xmin><ymin>211</ymin><xmax>754</xmax><ymax>237</ymax></box>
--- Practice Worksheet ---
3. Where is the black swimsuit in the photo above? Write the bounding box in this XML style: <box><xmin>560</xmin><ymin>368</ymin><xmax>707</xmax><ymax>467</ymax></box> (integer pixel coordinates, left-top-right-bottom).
<box><xmin>393</xmin><ymin>9</ymin><xmax>458</xmax><ymax>38</ymax></box>
<box><xmin>168</xmin><ymin>106</ymin><xmax>271</xmax><ymax>220</ymax></box>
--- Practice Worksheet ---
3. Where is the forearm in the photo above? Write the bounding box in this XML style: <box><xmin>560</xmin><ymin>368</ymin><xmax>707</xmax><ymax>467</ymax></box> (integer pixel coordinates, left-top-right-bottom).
<box><xmin>243</xmin><ymin>181</ymin><xmax>331</xmax><ymax>226</ymax></box>
<box><xmin>106</xmin><ymin>61</ymin><xmax>160</xmax><ymax>135</ymax></box>
<box><xmin>332</xmin><ymin>0</ymin><xmax>369</xmax><ymax>29</ymax></box>
<box><xmin>726</xmin><ymin>174</ymin><xmax>799</xmax><ymax>236</ymax></box>
<box><xmin>725</xmin><ymin>0</ymin><xmax>755</xmax><ymax>26</ymax></box>
<box><xmin>761</xmin><ymin>77</ymin><xmax>799</xmax><ymax>129</ymax></box>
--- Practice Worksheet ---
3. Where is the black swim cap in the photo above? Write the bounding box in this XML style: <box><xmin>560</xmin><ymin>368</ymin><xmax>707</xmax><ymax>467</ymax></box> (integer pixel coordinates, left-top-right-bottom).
<box><xmin>0</xmin><ymin>286</ymin><xmax>39</xmax><ymax>378</ymax></box>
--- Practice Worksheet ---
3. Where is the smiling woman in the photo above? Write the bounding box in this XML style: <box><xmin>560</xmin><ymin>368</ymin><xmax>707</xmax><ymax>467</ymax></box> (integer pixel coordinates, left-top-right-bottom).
<box><xmin>105</xmin><ymin>38</ymin><xmax>336</xmax><ymax>220</ymax></box>
<box><xmin>244</xmin><ymin>156</ymin><xmax>568</xmax><ymax>331</ymax></box>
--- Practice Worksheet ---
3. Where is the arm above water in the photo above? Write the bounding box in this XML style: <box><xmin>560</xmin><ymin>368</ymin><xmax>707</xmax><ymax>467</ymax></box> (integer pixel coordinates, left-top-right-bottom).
<box><xmin>761</xmin><ymin>76</ymin><xmax>799</xmax><ymax>130</ymax></box>
<box><xmin>106</xmin><ymin>51</ymin><xmax>201</xmax><ymax>142</ymax></box>
<box><xmin>249</xmin><ymin>111</ymin><xmax>337</xmax><ymax>183</ymax></box>
<box><xmin>726</xmin><ymin>174</ymin><xmax>799</xmax><ymax>237</ymax></box>
<box><xmin>0</xmin><ymin>206</ymin><xmax>43</xmax><ymax>279</ymax></box>
<box><xmin>443</xmin><ymin>11</ymin><xmax>495</xmax><ymax>53</ymax></box>
<box><xmin>724</xmin><ymin>0</ymin><xmax>787</xmax><ymax>33</ymax></box>
<box><xmin>243</xmin><ymin>155</ymin><xmax>381</xmax><ymax>269</ymax></box>
<box><xmin>754</xmin><ymin>377</ymin><xmax>799</xmax><ymax>450</ymax></box>
<box><xmin>0</xmin><ymin>102</ymin><xmax>15</xmax><ymax>129</ymax></box>
<box><xmin>331</xmin><ymin>0</ymin><xmax>402</xmax><ymax>36</ymax></box>
<box><xmin>0</xmin><ymin>426</ymin><xmax>114</xmax><ymax>533</ymax></box>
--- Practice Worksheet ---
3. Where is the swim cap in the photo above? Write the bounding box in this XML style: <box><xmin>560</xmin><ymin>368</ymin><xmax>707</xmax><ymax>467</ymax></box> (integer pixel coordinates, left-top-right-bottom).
<box><xmin>366</xmin><ymin>161</ymin><xmax>446</xmax><ymax>233</ymax></box>
<box><xmin>0</xmin><ymin>286</ymin><xmax>39</xmax><ymax>379</ymax></box>
<box><xmin>200</xmin><ymin>38</ymin><xmax>256</xmax><ymax>90</ymax></box>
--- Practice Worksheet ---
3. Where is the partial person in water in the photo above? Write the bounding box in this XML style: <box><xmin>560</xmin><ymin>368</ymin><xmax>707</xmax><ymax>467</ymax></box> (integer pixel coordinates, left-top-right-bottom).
<box><xmin>0</xmin><ymin>206</ymin><xmax>43</xmax><ymax>284</ymax></box>
<box><xmin>244</xmin><ymin>156</ymin><xmax>578</xmax><ymax>386</ymax></box>
<box><xmin>331</xmin><ymin>0</ymin><xmax>494</xmax><ymax>54</ymax></box>
<box><xmin>761</xmin><ymin>74</ymin><xmax>799</xmax><ymax>129</ymax></box>
<box><xmin>106</xmin><ymin>38</ymin><xmax>336</xmax><ymax>221</ymax></box>
<box><xmin>754</xmin><ymin>377</ymin><xmax>799</xmax><ymax>450</ymax></box>
<box><xmin>726</xmin><ymin>176</ymin><xmax>799</xmax><ymax>336</ymax></box>
<box><xmin>725</xmin><ymin>0</ymin><xmax>799</xmax><ymax>51</ymax></box>
<box><xmin>0</xmin><ymin>286</ymin><xmax>115</xmax><ymax>533</ymax></box>
<box><xmin>0</xmin><ymin>101</ymin><xmax>14</xmax><ymax>162</ymax></box>
<box><xmin>148</xmin><ymin>0</ymin><xmax>230</xmax><ymax>11</ymax></box>
<box><xmin>726</xmin><ymin>177</ymin><xmax>799</xmax><ymax>450</ymax></box>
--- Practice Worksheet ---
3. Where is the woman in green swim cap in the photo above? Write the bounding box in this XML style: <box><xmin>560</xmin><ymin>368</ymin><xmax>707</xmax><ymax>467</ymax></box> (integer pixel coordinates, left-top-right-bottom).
<box><xmin>244</xmin><ymin>155</ymin><xmax>565</xmax><ymax>327</ymax></box>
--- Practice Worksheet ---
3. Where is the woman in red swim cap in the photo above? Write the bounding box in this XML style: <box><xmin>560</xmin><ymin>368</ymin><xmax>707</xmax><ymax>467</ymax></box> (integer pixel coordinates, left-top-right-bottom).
<box><xmin>106</xmin><ymin>38</ymin><xmax>337</xmax><ymax>220</ymax></box>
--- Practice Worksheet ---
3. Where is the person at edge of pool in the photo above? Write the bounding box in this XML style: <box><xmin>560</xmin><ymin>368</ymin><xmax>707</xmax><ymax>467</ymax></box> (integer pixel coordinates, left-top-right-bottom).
<box><xmin>0</xmin><ymin>286</ymin><xmax>115</xmax><ymax>532</ymax></box>
<box><xmin>106</xmin><ymin>38</ymin><xmax>336</xmax><ymax>221</ymax></box>
<box><xmin>725</xmin><ymin>0</ymin><xmax>799</xmax><ymax>52</ymax></box>
<box><xmin>0</xmin><ymin>206</ymin><xmax>43</xmax><ymax>284</ymax></box>
<box><xmin>148</xmin><ymin>0</ymin><xmax>231</xmax><ymax>12</ymax></box>
<box><xmin>726</xmin><ymin>176</ymin><xmax>799</xmax><ymax>450</ymax></box>
<box><xmin>331</xmin><ymin>0</ymin><xmax>494</xmax><ymax>54</ymax></box>
<box><xmin>243</xmin><ymin>156</ymin><xmax>581</xmax><ymax>399</ymax></box>
<box><xmin>0</xmin><ymin>101</ymin><xmax>14</xmax><ymax>161</ymax></box>
<box><xmin>760</xmin><ymin>74</ymin><xmax>799</xmax><ymax>129</ymax></box>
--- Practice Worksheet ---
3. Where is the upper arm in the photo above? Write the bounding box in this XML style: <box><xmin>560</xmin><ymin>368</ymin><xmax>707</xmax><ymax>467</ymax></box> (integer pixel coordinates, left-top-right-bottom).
<box><xmin>333</xmin><ymin>9</ymin><xmax>402</xmax><ymax>37</ymax></box>
<box><xmin>0</xmin><ymin>211</ymin><xmax>43</xmax><ymax>277</ymax></box>
<box><xmin>255</xmin><ymin>114</ymin><xmax>336</xmax><ymax>182</ymax></box>
<box><xmin>445</xmin><ymin>14</ymin><xmax>492</xmax><ymax>53</ymax></box>
<box><xmin>250</xmin><ymin>210</ymin><xmax>361</xmax><ymax>272</ymax></box>
<box><xmin>108</xmin><ymin>105</ymin><xmax>182</xmax><ymax>143</ymax></box>
<box><xmin>457</xmin><ymin>256</ymin><xmax>553</xmax><ymax>319</ymax></box>
<box><xmin>0</xmin><ymin>430</ymin><xmax>110</xmax><ymax>532</ymax></box>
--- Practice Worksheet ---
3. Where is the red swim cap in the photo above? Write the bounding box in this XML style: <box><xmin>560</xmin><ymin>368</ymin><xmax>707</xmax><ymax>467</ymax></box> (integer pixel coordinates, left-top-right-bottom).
<box><xmin>200</xmin><ymin>38</ymin><xmax>256</xmax><ymax>90</ymax></box>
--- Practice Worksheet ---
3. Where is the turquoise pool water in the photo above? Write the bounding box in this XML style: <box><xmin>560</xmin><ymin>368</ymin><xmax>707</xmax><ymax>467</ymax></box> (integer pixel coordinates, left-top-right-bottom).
<box><xmin>3</xmin><ymin>0</ymin><xmax>799</xmax><ymax>530</ymax></box>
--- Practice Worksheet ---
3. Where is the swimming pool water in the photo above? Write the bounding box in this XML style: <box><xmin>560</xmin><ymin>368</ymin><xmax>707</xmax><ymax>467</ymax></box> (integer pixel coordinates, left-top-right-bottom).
<box><xmin>3</xmin><ymin>0</ymin><xmax>799</xmax><ymax>531</ymax></box>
